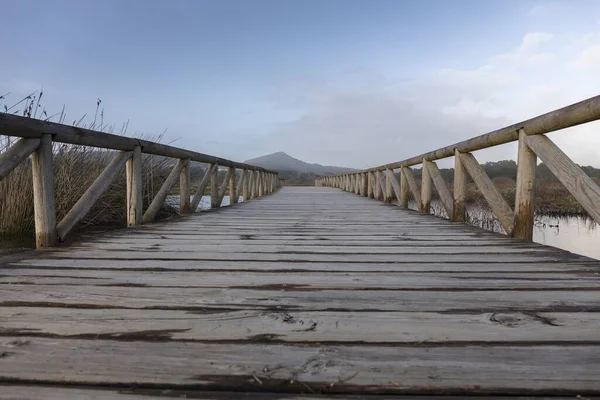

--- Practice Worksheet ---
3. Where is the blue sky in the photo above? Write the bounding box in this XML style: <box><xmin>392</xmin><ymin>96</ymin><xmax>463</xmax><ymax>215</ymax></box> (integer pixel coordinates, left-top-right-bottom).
<box><xmin>2</xmin><ymin>0</ymin><xmax>600</xmax><ymax>167</ymax></box>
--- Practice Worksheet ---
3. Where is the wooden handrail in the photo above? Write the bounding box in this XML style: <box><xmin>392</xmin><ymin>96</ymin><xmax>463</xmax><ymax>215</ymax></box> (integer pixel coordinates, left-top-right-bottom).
<box><xmin>0</xmin><ymin>113</ymin><xmax>276</xmax><ymax>173</ymax></box>
<box><xmin>317</xmin><ymin>95</ymin><xmax>600</xmax><ymax>241</ymax></box>
<box><xmin>0</xmin><ymin>113</ymin><xmax>279</xmax><ymax>248</ymax></box>
<box><xmin>364</xmin><ymin>94</ymin><xmax>600</xmax><ymax>171</ymax></box>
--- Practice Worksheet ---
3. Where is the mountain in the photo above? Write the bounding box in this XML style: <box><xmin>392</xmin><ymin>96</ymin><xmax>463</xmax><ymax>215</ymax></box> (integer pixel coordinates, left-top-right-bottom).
<box><xmin>244</xmin><ymin>152</ymin><xmax>355</xmax><ymax>175</ymax></box>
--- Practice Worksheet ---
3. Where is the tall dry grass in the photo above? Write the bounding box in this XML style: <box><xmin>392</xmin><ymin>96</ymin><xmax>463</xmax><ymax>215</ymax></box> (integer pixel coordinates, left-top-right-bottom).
<box><xmin>1</xmin><ymin>92</ymin><xmax>180</xmax><ymax>246</ymax></box>
<box><xmin>0</xmin><ymin>139</ymin><xmax>178</xmax><ymax>245</ymax></box>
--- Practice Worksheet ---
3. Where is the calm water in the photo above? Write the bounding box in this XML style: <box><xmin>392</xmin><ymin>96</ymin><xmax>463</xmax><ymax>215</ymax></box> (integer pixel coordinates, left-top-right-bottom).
<box><xmin>422</xmin><ymin>200</ymin><xmax>599</xmax><ymax>260</ymax></box>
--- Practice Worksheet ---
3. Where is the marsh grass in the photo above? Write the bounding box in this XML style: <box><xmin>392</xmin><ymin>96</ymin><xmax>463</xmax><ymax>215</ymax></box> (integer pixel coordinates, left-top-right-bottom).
<box><xmin>0</xmin><ymin>92</ymin><xmax>178</xmax><ymax>246</ymax></box>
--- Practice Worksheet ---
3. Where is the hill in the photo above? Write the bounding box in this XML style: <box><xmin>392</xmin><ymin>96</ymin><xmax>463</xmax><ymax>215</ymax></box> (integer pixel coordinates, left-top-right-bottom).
<box><xmin>245</xmin><ymin>152</ymin><xmax>355</xmax><ymax>175</ymax></box>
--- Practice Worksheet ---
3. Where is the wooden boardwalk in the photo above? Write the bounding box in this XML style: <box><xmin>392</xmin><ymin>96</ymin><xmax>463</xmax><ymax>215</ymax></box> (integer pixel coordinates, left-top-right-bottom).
<box><xmin>2</xmin><ymin>186</ymin><xmax>600</xmax><ymax>398</ymax></box>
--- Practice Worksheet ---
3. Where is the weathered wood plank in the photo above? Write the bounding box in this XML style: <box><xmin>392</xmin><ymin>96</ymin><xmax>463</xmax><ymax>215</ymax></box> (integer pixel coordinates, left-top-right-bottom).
<box><xmin>143</xmin><ymin>159</ymin><xmax>185</xmax><ymax>223</ymax></box>
<box><xmin>3</xmin><ymin>308</ymin><xmax>600</xmax><ymax>343</ymax></box>
<box><xmin>2</xmin><ymin>285</ymin><xmax>599</xmax><ymax>312</ymax></box>
<box><xmin>56</xmin><ymin>151</ymin><xmax>130</xmax><ymax>241</ymax></box>
<box><xmin>2</xmin><ymin>269</ymin><xmax>598</xmax><ymax>289</ymax></box>
<box><xmin>427</xmin><ymin>160</ymin><xmax>454</xmax><ymax>218</ymax></box>
<box><xmin>31</xmin><ymin>134</ymin><xmax>57</xmax><ymax>248</ymax></box>
<box><xmin>0</xmin><ymin>137</ymin><xmax>39</xmax><ymax>180</ymax></box>
<box><xmin>179</xmin><ymin>158</ymin><xmax>191</xmax><ymax>213</ymax></box>
<box><xmin>126</xmin><ymin>145</ymin><xmax>143</xmax><ymax>226</ymax></box>
<box><xmin>401</xmin><ymin>166</ymin><xmax>421</xmax><ymax>206</ymax></box>
<box><xmin>459</xmin><ymin>152</ymin><xmax>515</xmax><ymax>235</ymax></box>
<box><xmin>191</xmin><ymin>164</ymin><xmax>217</xmax><ymax>212</ymax></box>
<box><xmin>2</xmin><ymin>337</ymin><xmax>600</xmax><ymax>393</ymax></box>
<box><xmin>525</xmin><ymin>133</ymin><xmax>600</xmax><ymax>223</ymax></box>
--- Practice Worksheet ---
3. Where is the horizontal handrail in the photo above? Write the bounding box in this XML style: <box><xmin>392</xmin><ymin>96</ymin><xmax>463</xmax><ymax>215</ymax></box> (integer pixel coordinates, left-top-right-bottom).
<box><xmin>365</xmin><ymin>94</ymin><xmax>600</xmax><ymax>171</ymax></box>
<box><xmin>0</xmin><ymin>113</ymin><xmax>275</xmax><ymax>173</ymax></box>
<box><xmin>317</xmin><ymin>95</ymin><xmax>600</xmax><ymax>243</ymax></box>
<box><xmin>1</xmin><ymin>113</ymin><xmax>280</xmax><ymax>249</ymax></box>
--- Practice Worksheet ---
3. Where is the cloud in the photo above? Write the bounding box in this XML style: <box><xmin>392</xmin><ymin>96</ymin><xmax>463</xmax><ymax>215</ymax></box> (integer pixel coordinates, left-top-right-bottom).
<box><xmin>255</xmin><ymin>31</ymin><xmax>600</xmax><ymax>168</ymax></box>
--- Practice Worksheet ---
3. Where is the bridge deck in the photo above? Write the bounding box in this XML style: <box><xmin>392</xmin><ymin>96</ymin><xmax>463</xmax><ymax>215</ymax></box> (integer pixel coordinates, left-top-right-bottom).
<box><xmin>2</xmin><ymin>187</ymin><xmax>600</xmax><ymax>398</ymax></box>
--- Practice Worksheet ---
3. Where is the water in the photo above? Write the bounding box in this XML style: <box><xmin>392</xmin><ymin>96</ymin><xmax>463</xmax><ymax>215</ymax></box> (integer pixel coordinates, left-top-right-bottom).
<box><xmin>166</xmin><ymin>195</ymin><xmax>241</xmax><ymax>211</ymax></box>
<box><xmin>533</xmin><ymin>216</ymin><xmax>599</xmax><ymax>260</ymax></box>
<box><xmin>421</xmin><ymin>200</ymin><xmax>599</xmax><ymax>260</ymax></box>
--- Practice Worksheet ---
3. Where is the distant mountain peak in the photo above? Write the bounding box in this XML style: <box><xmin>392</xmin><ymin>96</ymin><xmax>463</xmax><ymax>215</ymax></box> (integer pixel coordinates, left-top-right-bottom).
<box><xmin>244</xmin><ymin>152</ymin><xmax>355</xmax><ymax>175</ymax></box>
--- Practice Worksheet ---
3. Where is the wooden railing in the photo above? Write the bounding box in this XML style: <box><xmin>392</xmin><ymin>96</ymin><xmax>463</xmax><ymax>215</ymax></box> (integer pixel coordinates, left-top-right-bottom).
<box><xmin>316</xmin><ymin>95</ymin><xmax>600</xmax><ymax>241</ymax></box>
<box><xmin>0</xmin><ymin>113</ymin><xmax>279</xmax><ymax>249</ymax></box>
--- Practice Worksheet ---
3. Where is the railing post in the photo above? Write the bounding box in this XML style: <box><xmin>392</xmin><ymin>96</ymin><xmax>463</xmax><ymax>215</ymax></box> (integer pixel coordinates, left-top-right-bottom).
<box><xmin>229</xmin><ymin>166</ymin><xmax>237</xmax><ymax>204</ymax></box>
<box><xmin>179</xmin><ymin>158</ymin><xmax>191</xmax><ymax>214</ymax></box>
<box><xmin>31</xmin><ymin>134</ymin><xmax>57</xmax><ymax>248</ymax></box>
<box><xmin>210</xmin><ymin>166</ymin><xmax>219</xmax><ymax>208</ymax></box>
<box><xmin>367</xmin><ymin>172</ymin><xmax>374</xmax><ymax>198</ymax></box>
<box><xmin>421</xmin><ymin>158</ymin><xmax>431</xmax><ymax>213</ymax></box>
<box><xmin>400</xmin><ymin>167</ymin><xmax>409</xmax><ymax>208</ymax></box>
<box><xmin>126</xmin><ymin>145</ymin><xmax>142</xmax><ymax>226</ymax></box>
<box><xmin>374</xmin><ymin>172</ymin><xmax>381</xmax><ymax>200</ymax></box>
<box><xmin>258</xmin><ymin>171</ymin><xmax>264</xmax><ymax>197</ymax></box>
<box><xmin>513</xmin><ymin>129</ymin><xmax>537</xmax><ymax>240</ymax></box>
<box><xmin>453</xmin><ymin>149</ymin><xmax>466</xmax><ymax>222</ymax></box>
<box><xmin>385</xmin><ymin>169</ymin><xmax>393</xmax><ymax>203</ymax></box>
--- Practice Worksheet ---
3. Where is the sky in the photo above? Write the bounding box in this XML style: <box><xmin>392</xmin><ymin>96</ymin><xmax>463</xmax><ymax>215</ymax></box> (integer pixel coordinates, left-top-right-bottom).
<box><xmin>1</xmin><ymin>0</ymin><xmax>600</xmax><ymax>168</ymax></box>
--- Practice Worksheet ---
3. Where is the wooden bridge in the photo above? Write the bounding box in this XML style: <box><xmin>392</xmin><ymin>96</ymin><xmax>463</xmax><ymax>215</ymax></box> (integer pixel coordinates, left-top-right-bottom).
<box><xmin>1</xmin><ymin>96</ymin><xmax>600</xmax><ymax>398</ymax></box>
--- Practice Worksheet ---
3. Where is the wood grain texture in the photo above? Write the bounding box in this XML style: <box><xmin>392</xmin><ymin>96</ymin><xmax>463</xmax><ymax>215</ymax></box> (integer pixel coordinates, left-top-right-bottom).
<box><xmin>210</xmin><ymin>165</ymin><xmax>219</xmax><ymax>207</ymax></box>
<box><xmin>229</xmin><ymin>166</ymin><xmax>237</xmax><ymax>204</ymax></box>
<box><xmin>427</xmin><ymin>160</ymin><xmax>454</xmax><ymax>218</ymax></box>
<box><xmin>526</xmin><ymin>134</ymin><xmax>600</xmax><ymax>223</ymax></box>
<box><xmin>56</xmin><ymin>151</ymin><xmax>130</xmax><ymax>241</ymax></box>
<box><xmin>2</xmin><ymin>337</ymin><xmax>600</xmax><ymax>393</ymax></box>
<box><xmin>0</xmin><ymin>137</ymin><xmax>39</xmax><ymax>180</ymax></box>
<box><xmin>143</xmin><ymin>159</ymin><xmax>185</xmax><ymax>223</ymax></box>
<box><xmin>0</xmin><ymin>112</ymin><xmax>276</xmax><ymax>173</ymax></box>
<box><xmin>452</xmin><ymin>150</ymin><xmax>466</xmax><ymax>222</ymax></box>
<box><xmin>513</xmin><ymin>129</ymin><xmax>537</xmax><ymax>240</ymax></box>
<box><xmin>420</xmin><ymin>158</ymin><xmax>431</xmax><ymax>213</ymax></box>
<box><xmin>126</xmin><ymin>145</ymin><xmax>142</xmax><ymax>226</ymax></box>
<box><xmin>191</xmin><ymin>164</ymin><xmax>217</xmax><ymax>212</ymax></box>
<box><xmin>459</xmin><ymin>152</ymin><xmax>515</xmax><ymax>235</ymax></box>
<box><xmin>401</xmin><ymin>166</ymin><xmax>421</xmax><ymax>206</ymax></box>
<box><xmin>31</xmin><ymin>134</ymin><xmax>56</xmax><ymax>248</ymax></box>
<box><xmin>179</xmin><ymin>158</ymin><xmax>191</xmax><ymax>213</ymax></box>
<box><xmin>2</xmin><ymin>187</ymin><xmax>600</xmax><ymax>396</ymax></box>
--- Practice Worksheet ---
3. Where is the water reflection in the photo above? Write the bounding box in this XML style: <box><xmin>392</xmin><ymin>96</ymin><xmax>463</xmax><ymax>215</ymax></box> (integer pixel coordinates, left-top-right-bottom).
<box><xmin>420</xmin><ymin>200</ymin><xmax>599</xmax><ymax>260</ymax></box>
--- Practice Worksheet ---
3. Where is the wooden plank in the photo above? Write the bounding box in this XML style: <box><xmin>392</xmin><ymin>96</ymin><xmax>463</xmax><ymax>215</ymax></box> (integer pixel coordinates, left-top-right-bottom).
<box><xmin>459</xmin><ymin>152</ymin><xmax>515</xmax><ymax>235</ymax></box>
<box><xmin>56</xmin><ymin>151</ymin><xmax>130</xmax><ymax>241</ymax></box>
<box><xmin>13</xmin><ymin>258</ymin><xmax>595</xmax><ymax>272</ymax></box>
<box><xmin>401</xmin><ymin>167</ymin><xmax>421</xmax><ymax>206</ymax></box>
<box><xmin>229</xmin><ymin>166</ymin><xmax>237</xmax><ymax>204</ymax></box>
<box><xmin>427</xmin><ymin>160</ymin><xmax>453</xmax><ymax>218</ymax></box>
<box><xmin>191</xmin><ymin>164</ymin><xmax>217</xmax><ymax>212</ymax></box>
<box><xmin>453</xmin><ymin>149</ymin><xmax>466</xmax><ymax>222</ymax></box>
<box><xmin>0</xmin><ymin>112</ymin><xmax>276</xmax><ymax>173</ymax></box>
<box><xmin>3</xmin><ymin>307</ymin><xmax>600</xmax><ymax>343</ymax></box>
<box><xmin>126</xmin><ymin>145</ymin><xmax>142</xmax><ymax>226</ymax></box>
<box><xmin>513</xmin><ymin>129</ymin><xmax>537</xmax><ymax>240</ymax></box>
<box><xmin>360</xmin><ymin>94</ymin><xmax>600</xmax><ymax>170</ymax></box>
<box><xmin>4</xmin><ymin>386</ymin><xmax>512</xmax><ymax>400</ymax></box>
<box><xmin>2</xmin><ymin>269</ymin><xmax>598</xmax><ymax>289</ymax></box>
<box><xmin>210</xmin><ymin>165</ymin><xmax>219</xmax><ymax>207</ymax></box>
<box><xmin>0</xmin><ymin>137</ymin><xmax>39</xmax><ymax>180</ymax></box>
<box><xmin>216</xmin><ymin>168</ymin><xmax>233</xmax><ymax>207</ymax></box>
<box><xmin>237</xmin><ymin>169</ymin><xmax>247</xmax><ymax>201</ymax></box>
<box><xmin>31</xmin><ymin>134</ymin><xmax>57</xmax><ymax>248</ymax></box>
<box><xmin>525</xmin><ymin>134</ymin><xmax>600</xmax><ymax>223</ymax></box>
<box><xmin>179</xmin><ymin>158</ymin><xmax>191</xmax><ymax>213</ymax></box>
<box><xmin>65</xmin><ymin>243</ymin><xmax>560</xmax><ymax>255</ymax></box>
<box><xmin>143</xmin><ymin>159</ymin><xmax>185</xmax><ymax>223</ymax></box>
<box><xmin>2</xmin><ymin>285</ymin><xmax>599</xmax><ymax>311</ymax></box>
<box><xmin>420</xmin><ymin>158</ymin><xmax>431</xmax><ymax>213</ymax></box>
<box><xmin>2</xmin><ymin>337</ymin><xmax>600</xmax><ymax>393</ymax></box>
